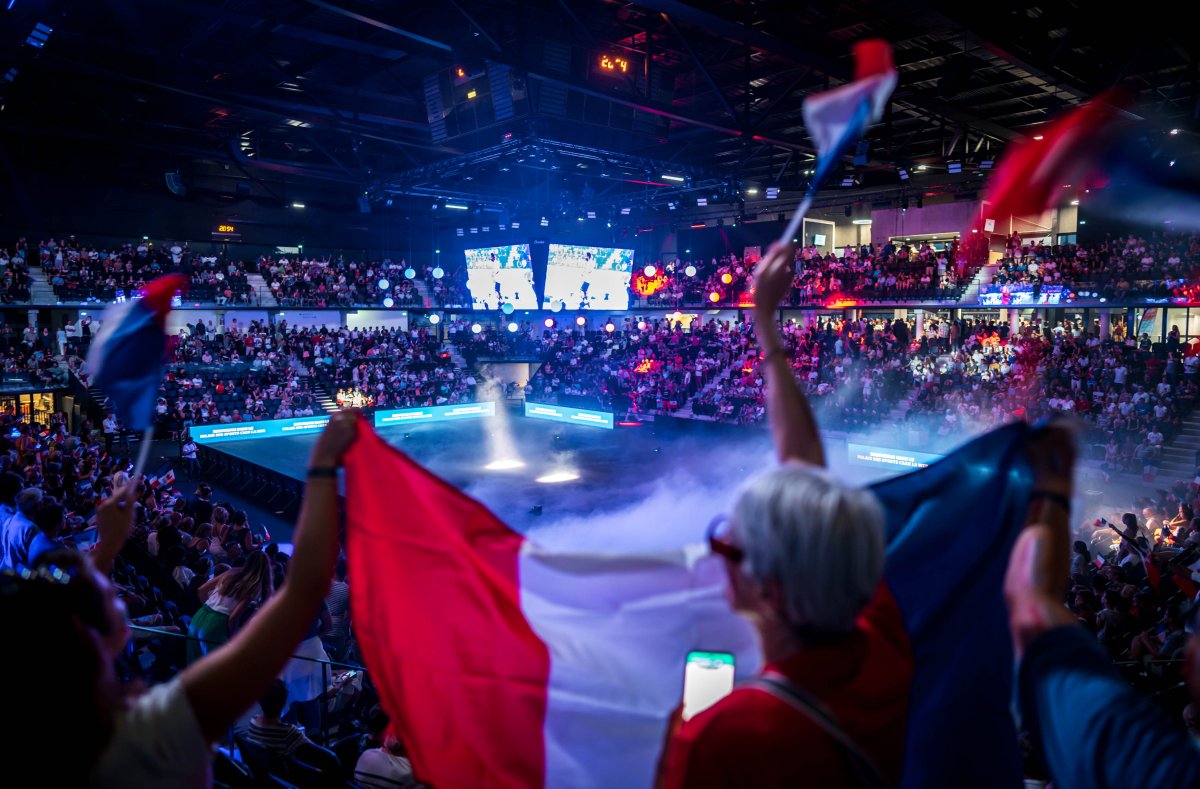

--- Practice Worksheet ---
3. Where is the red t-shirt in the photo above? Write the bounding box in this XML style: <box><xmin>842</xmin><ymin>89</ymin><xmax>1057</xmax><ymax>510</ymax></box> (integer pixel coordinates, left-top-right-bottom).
<box><xmin>660</xmin><ymin>583</ymin><xmax>913</xmax><ymax>789</ymax></box>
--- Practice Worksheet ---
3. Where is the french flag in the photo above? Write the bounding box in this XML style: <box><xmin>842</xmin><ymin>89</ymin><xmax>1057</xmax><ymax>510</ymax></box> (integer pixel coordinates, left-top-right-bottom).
<box><xmin>345</xmin><ymin>422</ymin><xmax>759</xmax><ymax>789</ymax></box>
<box><xmin>346</xmin><ymin>420</ymin><xmax>1036</xmax><ymax>788</ymax></box>
<box><xmin>85</xmin><ymin>274</ymin><xmax>186</xmax><ymax>432</ymax></box>
<box><xmin>803</xmin><ymin>39</ymin><xmax>897</xmax><ymax>190</ymax></box>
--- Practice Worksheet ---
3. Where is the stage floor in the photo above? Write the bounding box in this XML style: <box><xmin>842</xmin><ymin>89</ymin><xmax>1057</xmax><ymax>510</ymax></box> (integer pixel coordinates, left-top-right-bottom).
<box><xmin>208</xmin><ymin>413</ymin><xmax>798</xmax><ymax>545</ymax></box>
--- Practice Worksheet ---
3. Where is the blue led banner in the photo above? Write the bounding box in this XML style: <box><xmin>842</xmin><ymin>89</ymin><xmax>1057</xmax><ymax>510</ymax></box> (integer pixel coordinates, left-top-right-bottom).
<box><xmin>524</xmin><ymin>402</ymin><xmax>615</xmax><ymax>430</ymax></box>
<box><xmin>191</xmin><ymin>415</ymin><xmax>331</xmax><ymax>444</ymax></box>
<box><xmin>374</xmin><ymin>401</ymin><xmax>496</xmax><ymax>427</ymax></box>
<box><xmin>847</xmin><ymin>442</ymin><xmax>944</xmax><ymax>472</ymax></box>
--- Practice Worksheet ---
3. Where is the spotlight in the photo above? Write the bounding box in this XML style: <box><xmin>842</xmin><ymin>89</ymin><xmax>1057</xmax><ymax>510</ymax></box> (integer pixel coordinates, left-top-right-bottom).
<box><xmin>485</xmin><ymin>458</ymin><xmax>525</xmax><ymax>471</ymax></box>
<box><xmin>696</xmin><ymin>197</ymin><xmax>707</xmax><ymax>206</ymax></box>
<box><xmin>898</xmin><ymin>168</ymin><xmax>909</xmax><ymax>181</ymax></box>
<box><xmin>1032</xmin><ymin>134</ymin><xmax>1044</xmax><ymax>141</ymax></box>
<box><xmin>383</xmin><ymin>297</ymin><xmax>395</xmax><ymax>308</ymax></box>
<box><xmin>604</xmin><ymin>321</ymin><xmax>615</xmax><ymax>333</ymax></box>
<box><xmin>471</xmin><ymin>323</ymin><xmax>482</xmax><ymax>334</ymax></box>
<box><xmin>947</xmin><ymin>161</ymin><xmax>962</xmax><ymax>174</ymax></box>
<box><xmin>840</xmin><ymin>176</ymin><xmax>855</xmax><ymax>187</ymax></box>
<box><xmin>685</xmin><ymin>265</ymin><xmax>697</xmax><ymax>277</ymax></box>
<box><xmin>644</xmin><ymin>265</ymin><xmax>657</xmax><ymax>277</ymax></box>
<box><xmin>540</xmin><ymin>217</ymin><xmax>550</xmax><ymax>227</ymax></box>
<box><xmin>709</xmin><ymin>291</ymin><xmax>721</xmax><ymax>303</ymax></box>
<box><xmin>502</xmin><ymin>302</ymin><xmax>515</xmax><ymax>315</ymax></box>
<box><xmin>575</xmin><ymin>315</ymin><xmax>587</xmax><ymax>326</ymax></box>
<box><xmin>746</xmin><ymin>187</ymin><xmax>759</xmax><ymax>195</ymax></box>
<box><xmin>586</xmin><ymin>211</ymin><xmax>596</xmax><ymax>219</ymax></box>
<box><xmin>429</xmin><ymin>314</ymin><xmax>441</xmax><ymax>325</ymax></box>
<box><xmin>637</xmin><ymin>320</ymin><xmax>647</xmax><ymax>331</ymax></box>
<box><xmin>661</xmin><ymin>173</ymin><xmax>685</xmax><ymax>182</ymax></box>
<box><xmin>378</xmin><ymin>278</ymin><xmax>390</xmax><ymax>290</ymax></box>
<box><xmin>544</xmin><ymin>317</ymin><xmax>556</xmax><ymax>328</ymax></box>
<box><xmin>432</xmin><ymin>267</ymin><xmax>444</xmax><ymax>279</ymax></box>
<box><xmin>445</xmin><ymin>203</ymin><xmax>469</xmax><ymax>210</ymax></box>
<box><xmin>765</xmin><ymin>187</ymin><xmax>779</xmax><ymax>199</ymax></box>
<box><xmin>507</xmin><ymin>321</ymin><xmax>519</xmax><ymax>333</ymax></box>
<box><xmin>720</xmin><ymin>273</ymin><xmax>733</xmax><ymax>285</ymax></box>
<box><xmin>1171</xmin><ymin>128</ymin><xmax>1180</xmax><ymax>135</ymax></box>
<box><xmin>404</xmin><ymin>268</ymin><xmax>416</xmax><ymax>279</ymax></box>
<box><xmin>291</xmin><ymin>202</ymin><xmax>306</xmax><ymax>209</ymax></box>
<box><xmin>980</xmin><ymin>159</ymin><xmax>994</xmax><ymax>169</ymax></box>
<box><xmin>511</xmin><ymin>221</ymin><xmax>520</xmax><ymax>229</ymax></box>
<box><xmin>620</xmin><ymin>207</ymin><xmax>632</xmax><ymax>215</ymax></box>
<box><xmin>536</xmin><ymin>471</ymin><xmax>580</xmax><ymax>484</ymax></box>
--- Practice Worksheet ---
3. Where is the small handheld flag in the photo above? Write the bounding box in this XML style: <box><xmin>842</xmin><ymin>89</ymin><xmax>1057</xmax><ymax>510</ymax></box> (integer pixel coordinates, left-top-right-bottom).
<box><xmin>780</xmin><ymin>39</ymin><xmax>897</xmax><ymax>245</ymax></box>
<box><xmin>86</xmin><ymin>274</ymin><xmax>186</xmax><ymax>474</ymax></box>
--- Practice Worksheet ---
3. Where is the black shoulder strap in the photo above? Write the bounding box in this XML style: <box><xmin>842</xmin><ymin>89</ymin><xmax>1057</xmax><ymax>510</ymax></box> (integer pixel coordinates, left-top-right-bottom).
<box><xmin>743</xmin><ymin>671</ymin><xmax>890</xmax><ymax>789</ymax></box>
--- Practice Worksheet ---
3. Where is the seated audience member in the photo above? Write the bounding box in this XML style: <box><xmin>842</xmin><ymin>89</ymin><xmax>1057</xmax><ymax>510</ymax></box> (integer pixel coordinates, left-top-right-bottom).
<box><xmin>0</xmin><ymin>410</ymin><xmax>357</xmax><ymax>786</ymax></box>
<box><xmin>660</xmin><ymin>243</ymin><xmax>909</xmax><ymax>788</ymax></box>
<box><xmin>355</xmin><ymin>732</ymin><xmax>419</xmax><ymax>789</ymax></box>
<box><xmin>246</xmin><ymin>679</ymin><xmax>341</xmax><ymax>773</ymax></box>
<box><xmin>1004</xmin><ymin>429</ymin><xmax>1200</xmax><ymax>787</ymax></box>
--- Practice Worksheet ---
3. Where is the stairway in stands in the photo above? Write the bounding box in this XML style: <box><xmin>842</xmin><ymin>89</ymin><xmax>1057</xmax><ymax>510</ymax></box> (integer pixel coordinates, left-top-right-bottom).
<box><xmin>246</xmin><ymin>273</ymin><xmax>277</xmax><ymax>306</ymax></box>
<box><xmin>1158</xmin><ymin>411</ymin><xmax>1200</xmax><ymax>479</ymax></box>
<box><xmin>674</xmin><ymin>349</ymin><xmax>758</xmax><ymax>419</ymax></box>
<box><xmin>413</xmin><ymin>279</ymin><xmax>433</xmax><ymax>307</ymax></box>
<box><xmin>28</xmin><ymin>267</ymin><xmax>57</xmax><ymax>304</ymax></box>
<box><xmin>957</xmin><ymin>263</ymin><xmax>997</xmax><ymax>306</ymax></box>
<box><xmin>308</xmin><ymin>379</ymin><xmax>340</xmax><ymax>414</ymax></box>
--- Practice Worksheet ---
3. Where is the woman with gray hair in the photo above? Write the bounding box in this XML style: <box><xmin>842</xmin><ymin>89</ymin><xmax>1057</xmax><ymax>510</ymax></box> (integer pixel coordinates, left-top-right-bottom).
<box><xmin>660</xmin><ymin>242</ymin><xmax>911</xmax><ymax>789</ymax></box>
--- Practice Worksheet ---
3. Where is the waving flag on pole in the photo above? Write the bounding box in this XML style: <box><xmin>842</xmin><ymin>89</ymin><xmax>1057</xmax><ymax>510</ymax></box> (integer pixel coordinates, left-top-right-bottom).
<box><xmin>973</xmin><ymin>94</ymin><xmax>1121</xmax><ymax>236</ymax></box>
<box><xmin>780</xmin><ymin>39</ymin><xmax>897</xmax><ymax>243</ymax></box>
<box><xmin>86</xmin><ymin>274</ymin><xmax>186</xmax><ymax>432</ymax></box>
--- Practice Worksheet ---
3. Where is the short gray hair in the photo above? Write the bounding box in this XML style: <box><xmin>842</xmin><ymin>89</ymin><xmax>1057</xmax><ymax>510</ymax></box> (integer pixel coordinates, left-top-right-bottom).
<box><xmin>733</xmin><ymin>464</ymin><xmax>885</xmax><ymax>633</ymax></box>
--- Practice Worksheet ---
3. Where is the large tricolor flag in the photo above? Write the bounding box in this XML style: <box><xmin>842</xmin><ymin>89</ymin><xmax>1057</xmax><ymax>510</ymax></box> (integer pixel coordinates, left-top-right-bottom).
<box><xmin>346</xmin><ymin>419</ymin><xmax>1036</xmax><ymax>788</ymax></box>
<box><xmin>345</xmin><ymin>422</ymin><xmax>760</xmax><ymax>788</ymax></box>
<box><xmin>85</xmin><ymin>274</ymin><xmax>186</xmax><ymax>431</ymax></box>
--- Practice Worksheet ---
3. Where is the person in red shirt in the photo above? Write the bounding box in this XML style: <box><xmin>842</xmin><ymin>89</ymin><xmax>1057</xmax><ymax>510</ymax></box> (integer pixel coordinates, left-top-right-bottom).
<box><xmin>660</xmin><ymin>242</ymin><xmax>912</xmax><ymax>789</ymax></box>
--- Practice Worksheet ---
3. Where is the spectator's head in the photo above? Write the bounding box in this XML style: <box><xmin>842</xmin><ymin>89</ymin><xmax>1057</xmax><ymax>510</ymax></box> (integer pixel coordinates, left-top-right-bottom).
<box><xmin>1</xmin><ymin>549</ymin><xmax>129</xmax><ymax>781</ymax></box>
<box><xmin>726</xmin><ymin>463</ymin><xmax>885</xmax><ymax>638</ymax></box>
<box><xmin>15</xmin><ymin>487</ymin><xmax>42</xmax><ymax>516</ymax></box>
<box><xmin>218</xmin><ymin>549</ymin><xmax>272</xmax><ymax>602</ymax></box>
<box><xmin>1073</xmin><ymin>540</ymin><xmax>1089</xmax><ymax>557</ymax></box>
<box><xmin>258</xmin><ymin>679</ymin><xmax>288</xmax><ymax>721</ymax></box>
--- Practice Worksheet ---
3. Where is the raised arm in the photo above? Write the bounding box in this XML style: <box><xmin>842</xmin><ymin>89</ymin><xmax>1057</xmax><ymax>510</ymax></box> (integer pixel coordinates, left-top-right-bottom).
<box><xmin>753</xmin><ymin>243</ymin><xmax>825</xmax><ymax>467</ymax></box>
<box><xmin>1004</xmin><ymin>425</ymin><xmax>1078</xmax><ymax>658</ymax></box>
<box><xmin>1007</xmin><ymin>424</ymin><xmax>1200</xmax><ymax>789</ymax></box>
<box><xmin>180</xmin><ymin>410</ymin><xmax>358</xmax><ymax>742</ymax></box>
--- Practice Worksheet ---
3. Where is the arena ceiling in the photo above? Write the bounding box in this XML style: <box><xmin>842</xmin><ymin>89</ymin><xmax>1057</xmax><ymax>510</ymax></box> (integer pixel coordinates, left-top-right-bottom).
<box><xmin>2</xmin><ymin>0</ymin><xmax>1197</xmax><ymax>222</ymax></box>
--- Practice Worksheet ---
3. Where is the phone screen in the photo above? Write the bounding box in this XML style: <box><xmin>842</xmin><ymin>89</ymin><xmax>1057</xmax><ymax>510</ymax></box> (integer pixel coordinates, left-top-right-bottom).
<box><xmin>682</xmin><ymin>651</ymin><xmax>735</xmax><ymax>721</ymax></box>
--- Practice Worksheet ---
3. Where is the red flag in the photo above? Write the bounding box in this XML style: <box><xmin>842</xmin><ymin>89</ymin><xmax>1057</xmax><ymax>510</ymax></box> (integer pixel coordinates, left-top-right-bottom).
<box><xmin>974</xmin><ymin>95</ymin><xmax>1124</xmax><ymax>235</ymax></box>
<box><xmin>344</xmin><ymin>422</ymin><xmax>549</xmax><ymax>788</ymax></box>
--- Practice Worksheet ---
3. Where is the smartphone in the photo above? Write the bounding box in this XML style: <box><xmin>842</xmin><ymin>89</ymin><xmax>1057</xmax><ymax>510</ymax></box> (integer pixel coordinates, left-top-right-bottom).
<box><xmin>682</xmin><ymin>651</ymin><xmax>735</xmax><ymax>721</ymax></box>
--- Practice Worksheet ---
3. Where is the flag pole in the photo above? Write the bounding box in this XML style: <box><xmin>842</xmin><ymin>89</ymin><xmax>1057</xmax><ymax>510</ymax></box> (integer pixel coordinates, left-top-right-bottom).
<box><xmin>133</xmin><ymin>426</ymin><xmax>155</xmax><ymax>478</ymax></box>
<box><xmin>778</xmin><ymin>193</ymin><xmax>814</xmax><ymax>247</ymax></box>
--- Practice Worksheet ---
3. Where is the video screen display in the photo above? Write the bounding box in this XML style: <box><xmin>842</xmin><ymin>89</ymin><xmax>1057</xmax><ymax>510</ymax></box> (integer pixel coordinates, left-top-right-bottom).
<box><xmin>542</xmin><ymin>244</ymin><xmax>635</xmax><ymax>311</ymax></box>
<box><xmin>464</xmin><ymin>245</ymin><xmax>539</xmax><ymax>310</ymax></box>
<box><xmin>978</xmin><ymin>284</ymin><xmax>1067</xmax><ymax>306</ymax></box>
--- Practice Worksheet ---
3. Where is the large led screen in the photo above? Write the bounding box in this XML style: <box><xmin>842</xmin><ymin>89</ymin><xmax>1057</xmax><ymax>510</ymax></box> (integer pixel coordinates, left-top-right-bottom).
<box><xmin>542</xmin><ymin>244</ymin><xmax>635</xmax><ymax>311</ymax></box>
<box><xmin>464</xmin><ymin>245</ymin><xmax>539</xmax><ymax>310</ymax></box>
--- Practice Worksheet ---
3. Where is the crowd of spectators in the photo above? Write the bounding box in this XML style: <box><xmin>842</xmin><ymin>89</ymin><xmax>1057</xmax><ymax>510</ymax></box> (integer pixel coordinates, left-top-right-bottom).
<box><xmin>992</xmin><ymin>231</ymin><xmax>1200</xmax><ymax>300</ymax></box>
<box><xmin>156</xmin><ymin>319</ymin><xmax>476</xmax><ymax>430</ymax></box>
<box><xmin>637</xmin><ymin>240</ymin><xmax>972</xmax><ymax>309</ymax></box>
<box><xmin>36</xmin><ymin>236</ymin><xmax>254</xmax><ymax>304</ymax></box>
<box><xmin>691</xmin><ymin>315</ymin><xmax>914</xmax><ymax>426</ymax></box>
<box><xmin>260</xmin><ymin>255</ymin><xmax>420</xmax><ymax>308</ymax></box>
<box><xmin>526</xmin><ymin>318</ymin><xmax>754</xmax><ymax>414</ymax></box>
